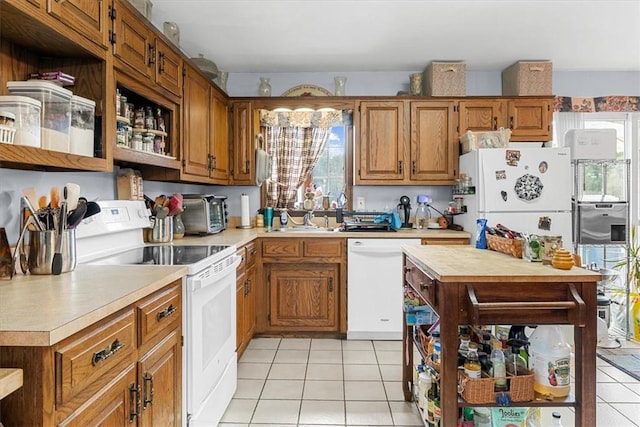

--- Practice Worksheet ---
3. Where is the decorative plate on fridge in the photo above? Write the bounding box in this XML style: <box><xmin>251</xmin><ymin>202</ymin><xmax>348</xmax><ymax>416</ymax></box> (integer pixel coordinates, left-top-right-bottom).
<box><xmin>282</xmin><ymin>84</ymin><xmax>333</xmax><ymax>97</ymax></box>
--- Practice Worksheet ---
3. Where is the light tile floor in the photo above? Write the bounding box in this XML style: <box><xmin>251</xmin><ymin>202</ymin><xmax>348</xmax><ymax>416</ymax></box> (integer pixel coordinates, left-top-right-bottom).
<box><xmin>219</xmin><ymin>338</ymin><xmax>640</xmax><ymax>426</ymax></box>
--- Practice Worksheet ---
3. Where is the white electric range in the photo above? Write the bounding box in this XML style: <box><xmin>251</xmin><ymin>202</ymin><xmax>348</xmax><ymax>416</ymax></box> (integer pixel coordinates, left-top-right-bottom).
<box><xmin>77</xmin><ymin>200</ymin><xmax>240</xmax><ymax>427</ymax></box>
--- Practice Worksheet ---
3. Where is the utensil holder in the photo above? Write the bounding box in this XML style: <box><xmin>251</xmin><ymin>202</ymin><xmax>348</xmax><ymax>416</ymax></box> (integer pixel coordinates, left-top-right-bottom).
<box><xmin>28</xmin><ymin>229</ymin><xmax>76</xmax><ymax>275</ymax></box>
<box><xmin>148</xmin><ymin>216</ymin><xmax>173</xmax><ymax>243</ymax></box>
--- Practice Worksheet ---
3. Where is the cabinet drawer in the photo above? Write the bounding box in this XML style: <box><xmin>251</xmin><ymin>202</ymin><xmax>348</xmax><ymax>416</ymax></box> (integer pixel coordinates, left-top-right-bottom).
<box><xmin>304</xmin><ymin>239</ymin><xmax>343</xmax><ymax>257</ymax></box>
<box><xmin>405</xmin><ymin>258</ymin><xmax>437</xmax><ymax>307</ymax></box>
<box><xmin>55</xmin><ymin>309</ymin><xmax>136</xmax><ymax>407</ymax></box>
<box><xmin>262</xmin><ymin>239</ymin><xmax>300</xmax><ymax>257</ymax></box>
<box><xmin>245</xmin><ymin>241</ymin><xmax>257</xmax><ymax>267</ymax></box>
<box><xmin>137</xmin><ymin>283</ymin><xmax>182</xmax><ymax>347</ymax></box>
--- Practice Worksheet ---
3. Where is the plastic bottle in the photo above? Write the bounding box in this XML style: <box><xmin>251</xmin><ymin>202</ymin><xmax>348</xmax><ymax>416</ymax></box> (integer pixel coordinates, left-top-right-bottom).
<box><xmin>490</xmin><ymin>341</ymin><xmax>507</xmax><ymax>391</ymax></box>
<box><xmin>550</xmin><ymin>411</ymin><xmax>564</xmax><ymax>426</ymax></box>
<box><xmin>464</xmin><ymin>342</ymin><xmax>481</xmax><ymax>379</ymax></box>
<box><xmin>528</xmin><ymin>325</ymin><xmax>571</xmax><ymax>397</ymax></box>
<box><xmin>433</xmin><ymin>382</ymin><xmax>441</xmax><ymax>426</ymax></box>
<box><xmin>417</xmin><ymin>371</ymin><xmax>430</xmax><ymax>412</ymax></box>
<box><xmin>415</xmin><ymin>202</ymin><xmax>429</xmax><ymax>230</ymax></box>
<box><xmin>426</xmin><ymin>378</ymin><xmax>437</xmax><ymax>426</ymax></box>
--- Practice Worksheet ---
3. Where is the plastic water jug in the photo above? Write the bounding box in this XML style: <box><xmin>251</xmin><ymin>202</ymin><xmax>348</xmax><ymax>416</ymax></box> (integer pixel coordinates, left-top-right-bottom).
<box><xmin>528</xmin><ymin>325</ymin><xmax>571</xmax><ymax>397</ymax></box>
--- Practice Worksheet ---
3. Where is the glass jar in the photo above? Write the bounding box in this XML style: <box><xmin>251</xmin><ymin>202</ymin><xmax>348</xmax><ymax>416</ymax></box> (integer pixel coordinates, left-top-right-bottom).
<box><xmin>131</xmin><ymin>132</ymin><xmax>143</xmax><ymax>151</ymax></box>
<box><xmin>542</xmin><ymin>235</ymin><xmax>563</xmax><ymax>265</ymax></box>
<box><xmin>258</xmin><ymin>77</ymin><xmax>271</xmax><ymax>96</ymax></box>
<box><xmin>142</xmin><ymin>132</ymin><xmax>154</xmax><ymax>152</ymax></box>
<box><xmin>334</xmin><ymin>76</ymin><xmax>347</xmax><ymax>96</ymax></box>
<box><xmin>134</xmin><ymin>108</ymin><xmax>145</xmax><ymax>129</ymax></box>
<box><xmin>173</xmin><ymin>214</ymin><xmax>185</xmax><ymax>239</ymax></box>
<box><xmin>144</xmin><ymin>106</ymin><xmax>155</xmax><ymax>130</ymax></box>
<box><xmin>415</xmin><ymin>202</ymin><xmax>429</xmax><ymax>230</ymax></box>
<box><xmin>116</xmin><ymin>122</ymin><xmax>126</xmax><ymax>146</ymax></box>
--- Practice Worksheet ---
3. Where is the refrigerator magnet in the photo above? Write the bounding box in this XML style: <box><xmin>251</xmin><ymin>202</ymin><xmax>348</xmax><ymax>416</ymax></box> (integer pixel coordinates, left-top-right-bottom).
<box><xmin>538</xmin><ymin>161</ymin><xmax>548</xmax><ymax>173</ymax></box>
<box><xmin>501</xmin><ymin>190</ymin><xmax>508</xmax><ymax>201</ymax></box>
<box><xmin>538</xmin><ymin>216</ymin><xmax>551</xmax><ymax>230</ymax></box>
<box><xmin>495</xmin><ymin>170</ymin><xmax>506</xmax><ymax>180</ymax></box>
<box><xmin>505</xmin><ymin>149</ymin><xmax>521</xmax><ymax>166</ymax></box>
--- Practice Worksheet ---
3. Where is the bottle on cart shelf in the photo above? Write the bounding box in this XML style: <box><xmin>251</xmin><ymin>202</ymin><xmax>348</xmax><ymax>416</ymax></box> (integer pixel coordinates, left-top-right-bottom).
<box><xmin>464</xmin><ymin>342</ymin><xmax>482</xmax><ymax>379</ymax></box>
<box><xmin>426</xmin><ymin>377</ymin><xmax>438</xmax><ymax>426</ymax></box>
<box><xmin>490</xmin><ymin>341</ymin><xmax>507</xmax><ymax>391</ymax></box>
<box><xmin>550</xmin><ymin>411</ymin><xmax>564</xmax><ymax>426</ymax></box>
<box><xmin>417</xmin><ymin>371</ymin><xmax>430</xmax><ymax>412</ymax></box>
<box><xmin>432</xmin><ymin>381</ymin><xmax>441</xmax><ymax>427</ymax></box>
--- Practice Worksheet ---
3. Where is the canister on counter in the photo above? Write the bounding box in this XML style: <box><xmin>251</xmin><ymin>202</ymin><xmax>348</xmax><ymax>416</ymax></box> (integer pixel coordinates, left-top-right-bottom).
<box><xmin>542</xmin><ymin>235</ymin><xmax>563</xmax><ymax>265</ymax></box>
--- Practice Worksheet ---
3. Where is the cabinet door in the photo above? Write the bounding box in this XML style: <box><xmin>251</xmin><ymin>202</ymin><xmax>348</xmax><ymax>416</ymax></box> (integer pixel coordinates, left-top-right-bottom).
<box><xmin>243</xmin><ymin>264</ymin><xmax>257</xmax><ymax>343</ymax></box>
<box><xmin>507</xmin><ymin>98</ymin><xmax>553</xmax><ymax>141</ymax></box>
<box><xmin>154</xmin><ymin>38</ymin><xmax>183</xmax><ymax>97</ymax></box>
<box><xmin>210</xmin><ymin>90</ymin><xmax>230</xmax><ymax>182</ymax></box>
<box><xmin>113</xmin><ymin>0</ymin><xmax>153</xmax><ymax>80</ymax></box>
<box><xmin>182</xmin><ymin>65</ymin><xmax>211</xmax><ymax>178</ymax></box>
<box><xmin>138</xmin><ymin>329</ymin><xmax>182</xmax><ymax>427</ymax></box>
<box><xmin>268</xmin><ymin>264</ymin><xmax>338</xmax><ymax>331</ymax></box>
<box><xmin>231</xmin><ymin>101</ymin><xmax>255</xmax><ymax>184</ymax></box>
<box><xmin>410</xmin><ymin>101</ymin><xmax>457</xmax><ymax>182</ymax></box>
<box><xmin>236</xmin><ymin>270</ymin><xmax>246</xmax><ymax>352</ymax></box>
<box><xmin>47</xmin><ymin>0</ymin><xmax>108</xmax><ymax>49</ymax></box>
<box><xmin>357</xmin><ymin>101</ymin><xmax>406</xmax><ymax>183</ymax></box>
<box><xmin>458</xmin><ymin>100</ymin><xmax>507</xmax><ymax>133</ymax></box>
<box><xmin>58</xmin><ymin>364</ymin><xmax>136</xmax><ymax>427</ymax></box>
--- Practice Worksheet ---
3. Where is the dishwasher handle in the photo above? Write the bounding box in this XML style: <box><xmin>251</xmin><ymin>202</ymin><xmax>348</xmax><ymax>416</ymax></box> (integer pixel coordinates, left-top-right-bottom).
<box><xmin>349</xmin><ymin>246</ymin><xmax>403</xmax><ymax>255</ymax></box>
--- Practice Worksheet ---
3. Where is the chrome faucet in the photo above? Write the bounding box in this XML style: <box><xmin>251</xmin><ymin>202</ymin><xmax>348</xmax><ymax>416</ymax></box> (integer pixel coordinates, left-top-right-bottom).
<box><xmin>324</xmin><ymin>215</ymin><xmax>329</xmax><ymax>229</ymax></box>
<box><xmin>303</xmin><ymin>211</ymin><xmax>315</xmax><ymax>227</ymax></box>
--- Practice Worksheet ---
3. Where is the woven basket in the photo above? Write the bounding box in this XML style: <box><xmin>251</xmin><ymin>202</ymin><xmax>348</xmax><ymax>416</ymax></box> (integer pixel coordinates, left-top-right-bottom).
<box><xmin>423</xmin><ymin>61</ymin><xmax>466</xmax><ymax>96</ymax></box>
<box><xmin>502</xmin><ymin>61</ymin><xmax>552</xmax><ymax>96</ymax></box>
<box><xmin>457</xmin><ymin>369</ymin><xmax>534</xmax><ymax>404</ymax></box>
<box><xmin>486</xmin><ymin>234</ymin><xmax>523</xmax><ymax>259</ymax></box>
<box><xmin>416</xmin><ymin>326</ymin><xmax>440</xmax><ymax>373</ymax></box>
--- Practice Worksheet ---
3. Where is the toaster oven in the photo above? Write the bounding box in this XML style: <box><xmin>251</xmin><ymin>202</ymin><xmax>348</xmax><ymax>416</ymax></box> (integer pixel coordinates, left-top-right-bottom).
<box><xmin>181</xmin><ymin>194</ymin><xmax>227</xmax><ymax>235</ymax></box>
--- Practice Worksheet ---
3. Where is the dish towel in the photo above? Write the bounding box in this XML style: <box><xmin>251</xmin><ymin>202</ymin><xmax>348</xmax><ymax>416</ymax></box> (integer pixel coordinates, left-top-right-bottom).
<box><xmin>374</xmin><ymin>211</ymin><xmax>402</xmax><ymax>230</ymax></box>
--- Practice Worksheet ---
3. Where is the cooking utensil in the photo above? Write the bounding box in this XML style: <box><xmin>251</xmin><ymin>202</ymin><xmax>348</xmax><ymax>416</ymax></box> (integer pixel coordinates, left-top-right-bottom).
<box><xmin>83</xmin><ymin>201</ymin><xmax>101</xmax><ymax>220</ymax></box>
<box><xmin>50</xmin><ymin>187</ymin><xmax>60</xmax><ymax>209</ymax></box>
<box><xmin>11</xmin><ymin>215</ymin><xmax>35</xmax><ymax>278</ymax></box>
<box><xmin>155</xmin><ymin>195</ymin><xmax>167</xmax><ymax>208</ymax></box>
<box><xmin>51</xmin><ymin>201</ymin><xmax>65</xmax><ymax>275</ymax></box>
<box><xmin>64</xmin><ymin>183</ymin><xmax>80</xmax><ymax>211</ymax></box>
<box><xmin>38</xmin><ymin>195</ymin><xmax>47</xmax><ymax>209</ymax></box>
<box><xmin>66</xmin><ymin>203</ymin><xmax>87</xmax><ymax>229</ymax></box>
<box><xmin>21</xmin><ymin>188</ymin><xmax>39</xmax><ymax>210</ymax></box>
<box><xmin>21</xmin><ymin>196</ymin><xmax>45</xmax><ymax>231</ymax></box>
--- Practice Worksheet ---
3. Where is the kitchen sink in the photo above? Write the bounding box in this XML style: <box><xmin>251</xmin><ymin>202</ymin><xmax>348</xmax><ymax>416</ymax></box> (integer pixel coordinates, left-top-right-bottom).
<box><xmin>267</xmin><ymin>226</ymin><xmax>341</xmax><ymax>233</ymax></box>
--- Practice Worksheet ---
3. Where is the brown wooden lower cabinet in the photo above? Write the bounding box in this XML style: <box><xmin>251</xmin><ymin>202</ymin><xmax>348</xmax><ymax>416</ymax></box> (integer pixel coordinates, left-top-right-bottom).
<box><xmin>259</xmin><ymin>238</ymin><xmax>346</xmax><ymax>334</ymax></box>
<box><xmin>0</xmin><ymin>281</ymin><xmax>182</xmax><ymax>426</ymax></box>
<box><xmin>236</xmin><ymin>242</ymin><xmax>257</xmax><ymax>357</ymax></box>
<box><xmin>267</xmin><ymin>263</ymin><xmax>339</xmax><ymax>331</ymax></box>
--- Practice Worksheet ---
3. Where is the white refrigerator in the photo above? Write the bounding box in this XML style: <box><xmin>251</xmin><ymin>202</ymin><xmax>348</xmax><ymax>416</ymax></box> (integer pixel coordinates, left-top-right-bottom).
<box><xmin>458</xmin><ymin>147</ymin><xmax>573</xmax><ymax>247</ymax></box>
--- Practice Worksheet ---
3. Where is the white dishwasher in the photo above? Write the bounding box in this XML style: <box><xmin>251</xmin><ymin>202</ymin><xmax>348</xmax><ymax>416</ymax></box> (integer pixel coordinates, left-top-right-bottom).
<box><xmin>347</xmin><ymin>238</ymin><xmax>421</xmax><ymax>340</ymax></box>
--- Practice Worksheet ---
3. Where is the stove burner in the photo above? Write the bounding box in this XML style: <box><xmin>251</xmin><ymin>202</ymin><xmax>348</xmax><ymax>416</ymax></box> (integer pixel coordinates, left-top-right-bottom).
<box><xmin>93</xmin><ymin>245</ymin><xmax>230</xmax><ymax>266</ymax></box>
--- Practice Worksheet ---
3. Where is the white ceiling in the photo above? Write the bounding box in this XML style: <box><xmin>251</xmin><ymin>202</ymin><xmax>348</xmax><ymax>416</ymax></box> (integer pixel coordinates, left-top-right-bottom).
<box><xmin>150</xmin><ymin>0</ymin><xmax>640</xmax><ymax>73</ymax></box>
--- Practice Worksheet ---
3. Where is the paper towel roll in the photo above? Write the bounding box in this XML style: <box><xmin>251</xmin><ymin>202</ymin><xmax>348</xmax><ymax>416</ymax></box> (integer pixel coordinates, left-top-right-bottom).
<box><xmin>240</xmin><ymin>194</ymin><xmax>250</xmax><ymax>227</ymax></box>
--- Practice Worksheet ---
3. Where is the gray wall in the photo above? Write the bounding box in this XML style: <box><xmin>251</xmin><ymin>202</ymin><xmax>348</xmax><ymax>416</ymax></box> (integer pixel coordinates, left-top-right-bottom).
<box><xmin>2</xmin><ymin>70</ymin><xmax>639</xmax><ymax>243</ymax></box>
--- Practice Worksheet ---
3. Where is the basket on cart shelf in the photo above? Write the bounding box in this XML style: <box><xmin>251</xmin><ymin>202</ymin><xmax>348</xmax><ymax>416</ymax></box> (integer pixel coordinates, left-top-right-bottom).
<box><xmin>457</xmin><ymin>367</ymin><xmax>534</xmax><ymax>404</ymax></box>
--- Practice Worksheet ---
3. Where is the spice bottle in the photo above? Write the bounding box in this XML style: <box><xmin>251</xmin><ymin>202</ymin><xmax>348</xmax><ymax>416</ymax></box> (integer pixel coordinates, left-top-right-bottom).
<box><xmin>145</xmin><ymin>106</ymin><xmax>155</xmax><ymax>130</ymax></box>
<box><xmin>464</xmin><ymin>343</ymin><xmax>481</xmax><ymax>379</ymax></box>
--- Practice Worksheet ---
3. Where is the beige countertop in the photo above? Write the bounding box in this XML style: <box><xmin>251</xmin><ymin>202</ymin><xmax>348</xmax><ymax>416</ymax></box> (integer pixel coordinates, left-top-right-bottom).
<box><xmin>404</xmin><ymin>245</ymin><xmax>601</xmax><ymax>283</ymax></box>
<box><xmin>0</xmin><ymin>228</ymin><xmax>468</xmax><ymax>348</ymax></box>
<box><xmin>0</xmin><ymin>265</ymin><xmax>187</xmax><ymax>347</ymax></box>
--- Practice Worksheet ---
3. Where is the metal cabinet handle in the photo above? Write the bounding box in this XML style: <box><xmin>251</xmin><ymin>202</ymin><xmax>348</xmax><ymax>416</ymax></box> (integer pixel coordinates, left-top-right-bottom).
<box><xmin>328</xmin><ymin>277</ymin><xmax>334</xmax><ymax>292</ymax></box>
<box><xmin>143</xmin><ymin>372</ymin><xmax>154</xmax><ymax>408</ymax></box>
<box><xmin>510</xmin><ymin>116</ymin><xmax>514</xmax><ymax>129</ymax></box>
<box><xmin>412</xmin><ymin>161</ymin><xmax>416</xmax><ymax>174</ymax></box>
<box><xmin>129</xmin><ymin>383</ymin><xmax>141</xmax><ymax>422</ymax></box>
<box><xmin>398</xmin><ymin>161</ymin><xmax>403</xmax><ymax>174</ymax></box>
<box><xmin>156</xmin><ymin>304</ymin><xmax>176</xmax><ymax>321</ymax></box>
<box><xmin>92</xmin><ymin>338</ymin><xmax>124</xmax><ymax>366</ymax></box>
<box><xmin>493</xmin><ymin>117</ymin><xmax>498</xmax><ymax>130</ymax></box>
<box><xmin>148</xmin><ymin>44</ymin><xmax>156</xmax><ymax>66</ymax></box>
<box><xmin>159</xmin><ymin>52</ymin><xmax>166</xmax><ymax>73</ymax></box>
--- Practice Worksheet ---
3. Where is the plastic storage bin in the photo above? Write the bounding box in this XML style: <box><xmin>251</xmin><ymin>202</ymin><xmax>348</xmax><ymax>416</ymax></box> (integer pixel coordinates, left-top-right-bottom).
<box><xmin>0</xmin><ymin>111</ymin><xmax>16</xmax><ymax>144</ymax></box>
<box><xmin>6</xmin><ymin>80</ymin><xmax>72</xmax><ymax>152</ymax></box>
<box><xmin>70</xmin><ymin>95</ymin><xmax>96</xmax><ymax>157</ymax></box>
<box><xmin>0</xmin><ymin>95</ymin><xmax>42</xmax><ymax>147</ymax></box>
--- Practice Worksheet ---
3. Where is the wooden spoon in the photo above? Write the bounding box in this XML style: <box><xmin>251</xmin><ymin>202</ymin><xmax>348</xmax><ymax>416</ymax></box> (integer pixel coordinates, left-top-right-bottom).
<box><xmin>50</xmin><ymin>187</ymin><xmax>60</xmax><ymax>209</ymax></box>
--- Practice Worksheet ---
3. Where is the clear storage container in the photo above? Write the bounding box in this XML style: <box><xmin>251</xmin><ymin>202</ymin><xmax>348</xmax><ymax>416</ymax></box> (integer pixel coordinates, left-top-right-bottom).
<box><xmin>70</xmin><ymin>95</ymin><xmax>96</xmax><ymax>157</ymax></box>
<box><xmin>0</xmin><ymin>95</ymin><xmax>41</xmax><ymax>147</ymax></box>
<box><xmin>6</xmin><ymin>80</ymin><xmax>72</xmax><ymax>152</ymax></box>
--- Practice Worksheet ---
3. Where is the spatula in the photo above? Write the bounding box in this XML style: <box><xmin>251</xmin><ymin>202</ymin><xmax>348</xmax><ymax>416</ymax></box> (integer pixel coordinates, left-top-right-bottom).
<box><xmin>51</xmin><ymin>201</ymin><xmax>65</xmax><ymax>275</ymax></box>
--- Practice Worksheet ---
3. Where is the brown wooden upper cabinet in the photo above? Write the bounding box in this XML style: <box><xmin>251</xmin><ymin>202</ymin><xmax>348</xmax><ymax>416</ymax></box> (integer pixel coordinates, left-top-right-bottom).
<box><xmin>47</xmin><ymin>0</ymin><xmax>109</xmax><ymax>50</ymax></box>
<box><xmin>182</xmin><ymin>64</ymin><xmax>229</xmax><ymax>184</ymax></box>
<box><xmin>111</xmin><ymin>0</ymin><xmax>183</xmax><ymax>98</ymax></box>
<box><xmin>357</xmin><ymin>100</ymin><xmax>457</xmax><ymax>185</ymax></box>
<box><xmin>458</xmin><ymin>97</ymin><xmax>553</xmax><ymax>142</ymax></box>
<box><xmin>230</xmin><ymin>101</ymin><xmax>256</xmax><ymax>185</ymax></box>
